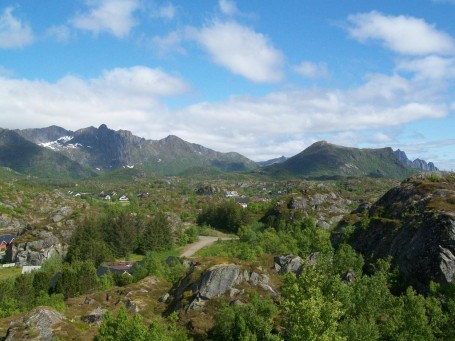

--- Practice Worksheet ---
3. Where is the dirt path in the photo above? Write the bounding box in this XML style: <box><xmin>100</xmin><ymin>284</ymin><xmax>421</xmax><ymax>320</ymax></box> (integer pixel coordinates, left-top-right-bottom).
<box><xmin>180</xmin><ymin>236</ymin><xmax>234</xmax><ymax>258</ymax></box>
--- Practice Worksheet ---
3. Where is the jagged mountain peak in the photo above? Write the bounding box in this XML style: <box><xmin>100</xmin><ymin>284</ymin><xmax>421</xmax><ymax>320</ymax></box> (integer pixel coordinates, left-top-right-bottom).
<box><xmin>11</xmin><ymin>124</ymin><xmax>258</xmax><ymax>176</ymax></box>
<box><xmin>393</xmin><ymin>149</ymin><xmax>438</xmax><ymax>171</ymax></box>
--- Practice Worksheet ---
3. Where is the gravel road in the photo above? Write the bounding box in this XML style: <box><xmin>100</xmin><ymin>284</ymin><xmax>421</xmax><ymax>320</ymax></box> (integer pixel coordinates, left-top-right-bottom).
<box><xmin>180</xmin><ymin>236</ymin><xmax>234</xmax><ymax>258</ymax></box>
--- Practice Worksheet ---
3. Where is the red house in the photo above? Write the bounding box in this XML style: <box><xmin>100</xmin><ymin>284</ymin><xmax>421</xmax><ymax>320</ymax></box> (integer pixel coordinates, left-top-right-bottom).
<box><xmin>0</xmin><ymin>235</ymin><xmax>15</xmax><ymax>252</ymax></box>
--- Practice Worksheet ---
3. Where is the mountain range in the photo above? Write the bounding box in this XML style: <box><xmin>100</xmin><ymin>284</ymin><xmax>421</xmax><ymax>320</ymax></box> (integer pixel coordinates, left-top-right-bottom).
<box><xmin>0</xmin><ymin>124</ymin><xmax>439</xmax><ymax>179</ymax></box>
<box><xmin>262</xmin><ymin>141</ymin><xmax>429</xmax><ymax>179</ymax></box>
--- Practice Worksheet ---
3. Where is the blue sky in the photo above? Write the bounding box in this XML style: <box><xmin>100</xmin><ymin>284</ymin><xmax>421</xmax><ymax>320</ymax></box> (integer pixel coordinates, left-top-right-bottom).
<box><xmin>1</xmin><ymin>0</ymin><xmax>455</xmax><ymax>169</ymax></box>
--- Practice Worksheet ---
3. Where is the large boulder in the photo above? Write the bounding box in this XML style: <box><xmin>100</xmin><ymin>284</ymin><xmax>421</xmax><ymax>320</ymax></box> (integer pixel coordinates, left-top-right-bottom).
<box><xmin>167</xmin><ymin>263</ymin><xmax>275</xmax><ymax>312</ymax></box>
<box><xmin>197</xmin><ymin>264</ymin><xmax>242</xmax><ymax>299</ymax></box>
<box><xmin>5</xmin><ymin>307</ymin><xmax>66</xmax><ymax>341</ymax></box>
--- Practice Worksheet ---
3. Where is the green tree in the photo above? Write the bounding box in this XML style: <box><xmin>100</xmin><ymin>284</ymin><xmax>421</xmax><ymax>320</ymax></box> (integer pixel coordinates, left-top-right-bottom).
<box><xmin>102</xmin><ymin>209</ymin><xmax>138</xmax><ymax>258</ymax></box>
<box><xmin>211</xmin><ymin>293</ymin><xmax>280</xmax><ymax>341</ymax></box>
<box><xmin>95</xmin><ymin>306</ymin><xmax>190</xmax><ymax>341</ymax></box>
<box><xmin>55</xmin><ymin>260</ymin><xmax>98</xmax><ymax>299</ymax></box>
<box><xmin>197</xmin><ymin>201</ymin><xmax>250</xmax><ymax>233</ymax></box>
<box><xmin>137</xmin><ymin>212</ymin><xmax>173</xmax><ymax>254</ymax></box>
<box><xmin>281</xmin><ymin>266</ymin><xmax>345</xmax><ymax>341</ymax></box>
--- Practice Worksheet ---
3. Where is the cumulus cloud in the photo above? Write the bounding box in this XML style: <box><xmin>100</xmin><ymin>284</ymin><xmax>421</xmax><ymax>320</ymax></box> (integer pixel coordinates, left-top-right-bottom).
<box><xmin>0</xmin><ymin>66</ymin><xmax>190</xmax><ymax>135</ymax></box>
<box><xmin>397</xmin><ymin>55</ymin><xmax>455</xmax><ymax>80</ymax></box>
<box><xmin>347</xmin><ymin>11</ymin><xmax>455</xmax><ymax>55</ymax></box>
<box><xmin>294</xmin><ymin>61</ymin><xmax>330</xmax><ymax>79</ymax></box>
<box><xmin>71</xmin><ymin>0</ymin><xmax>139</xmax><ymax>38</ymax></box>
<box><xmin>219</xmin><ymin>0</ymin><xmax>239</xmax><ymax>16</ymax></box>
<box><xmin>167</xmin><ymin>73</ymin><xmax>446</xmax><ymax>158</ymax></box>
<box><xmin>0</xmin><ymin>7</ymin><xmax>34</xmax><ymax>48</ymax></box>
<box><xmin>190</xmin><ymin>21</ymin><xmax>284</xmax><ymax>83</ymax></box>
<box><xmin>0</xmin><ymin>66</ymin><xmax>448</xmax><ymax>162</ymax></box>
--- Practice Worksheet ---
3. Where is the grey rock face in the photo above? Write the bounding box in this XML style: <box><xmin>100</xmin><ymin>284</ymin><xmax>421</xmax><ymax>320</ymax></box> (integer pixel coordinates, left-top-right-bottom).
<box><xmin>197</xmin><ymin>264</ymin><xmax>242</xmax><ymax>299</ymax></box>
<box><xmin>274</xmin><ymin>255</ymin><xmax>303</xmax><ymax>275</ymax></box>
<box><xmin>350</xmin><ymin>178</ymin><xmax>455</xmax><ymax>292</ymax></box>
<box><xmin>5</xmin><ymin>307</ymin><xmax>66</xmax><ymax>341</ymax></box>
<box><xmin>9</xmin><ymin>231</ymin><xmax>64</xmax><ymax>266</ymax></box>
<box><xmin>169</xmin><ymin>263</ymin><xmax>275</xmax><ymax>312</ymax></box>
<box><xmin>83</xmin><ymin>307</ymin><xmax>107</xmax><ymax>324</ymax></box>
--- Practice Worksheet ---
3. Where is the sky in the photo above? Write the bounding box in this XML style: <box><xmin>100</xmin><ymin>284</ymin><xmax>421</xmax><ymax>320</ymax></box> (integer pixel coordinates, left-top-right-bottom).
<box><xmin>1</xmin><ymin>0</ymin><xmax>455</xmax><ymax>170</ymax></box>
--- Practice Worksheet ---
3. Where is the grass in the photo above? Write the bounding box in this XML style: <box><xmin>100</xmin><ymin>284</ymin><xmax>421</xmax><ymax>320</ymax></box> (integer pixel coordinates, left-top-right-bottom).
<box><xmin>0</xmin><ymin>266</ymin><xmax>21</xmax><ymax>281</ymax></box>
<box><xmin>117</xmin><ymin>249</ymin><xmax>180</xmax><ymax>263</ymax></box>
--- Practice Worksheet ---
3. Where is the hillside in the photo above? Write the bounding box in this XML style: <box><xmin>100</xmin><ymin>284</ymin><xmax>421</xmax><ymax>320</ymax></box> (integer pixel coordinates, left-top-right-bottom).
<box><xmin>265</xmin><ymin>141</ymin><xmax>416</xmax><ymax>179</ymax></box>
<box><xmin>0</xmin><ymin>129</ymin><xmax>94</xmax><ymax>179</ymax></box>
<box><xmin>344</xmin><ymin>173</ymin><xmax>455</xmax><ymax>292</ymax></box>
<box><xmin>16</xmin><ymin>125</ymin><xmax>258</xmax><ymax>176</ymax></box>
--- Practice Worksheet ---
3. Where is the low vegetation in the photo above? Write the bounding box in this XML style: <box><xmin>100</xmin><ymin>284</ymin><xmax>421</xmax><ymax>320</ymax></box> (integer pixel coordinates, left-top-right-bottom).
<box><xmin>0</xmin><ymin>171</ymin><xmax>454</xmax><ymax>340</ymax></box>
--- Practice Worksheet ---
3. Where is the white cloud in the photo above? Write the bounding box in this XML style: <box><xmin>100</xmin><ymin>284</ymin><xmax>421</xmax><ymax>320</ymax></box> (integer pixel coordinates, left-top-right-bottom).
<box><xmin>71</xmin><ymin>0</ymin><xmax>139</xmax><ymax>38</ymax></box>
<box><xmin>46</xmin><ymin>25</ymin><xmax>71</xmax><ymax>42</ymax></box>
<box><xmin>219</xmin><ymin>0</ymin><xmax>239</xmax><ymax>16</ymax></box>
<box><xmin>151</xmin><ymin>30</ymin><xmax>186</xmax><ymax>56</ymax></box>
<box><xmin>0</xmin><ymin>67</ymin><xmax>449</xmax><ymax>163</ymax></box>
<box><xmin>190</xmin><ymin>21</ymin><xmax>284</xmax><ymax>83</ymax></box>
<box><xmin>151</xmin><ymin>3</ymin><xmax>176</xmax><ymax>20</ymax></box>
<box><xmin>0</xmin><ymin>66</ymin><xmax>190</xmax><ymax>135</ymax></box>
<box><xmin>167</xmin><ymin>73</ymin><xmax>446</xmax><ymax>158</ymax></box>
<box><xmin>294</xmin><ymin>61</ymin><xmax>330</xmax><ymax>79</ymax></box>
<box><xmin>397</xmin><ymin>55</ymin><xmax>455</xmax><ymax>80</ymax></box>
<box><xmin>347</xmin><ymin>11</ymin><xmax>455</xmax><ymax>55</ymax></box>
<box><xmin>0</xmin><ymin>7</ymin><xmax>34</xmax><ymax>48</ymax></box>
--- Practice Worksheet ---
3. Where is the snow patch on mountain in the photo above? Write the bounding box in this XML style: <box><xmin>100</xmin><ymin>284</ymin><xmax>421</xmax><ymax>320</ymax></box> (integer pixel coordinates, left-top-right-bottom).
<box><xmin>39</xmin><ymin>136</ymin><xmax>73</xmax><ymax>150</ymax></box>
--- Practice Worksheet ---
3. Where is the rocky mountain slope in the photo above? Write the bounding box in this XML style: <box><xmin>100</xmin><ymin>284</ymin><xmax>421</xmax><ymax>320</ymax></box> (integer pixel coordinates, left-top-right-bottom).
<box><xmin>15</xmin><ymin>124</ymin><xmax>258</xmax><ymax>176</ymax></box>
<box><xmin>394</xmin><ymin>149</ymin><xmax>438</xmax><ymax>171</ymax></box>
<box><xmin>0</xmin><ymin>129</ymin><xmax>94</xmax><ymax>179</ymax></box>
<box><xmin>346</xmin><ymin>173</ymin><xmax>455</xmax><ymax>292</ymax></box>
<box><xmin>257</xmin><ymin>155</ymin><xmax>287</xmax><ymax>167</ymax></box>
<box><xmin>265</xmin><ymin>141</ymin><xmax>416</xmax><ymax>179</ymax></box>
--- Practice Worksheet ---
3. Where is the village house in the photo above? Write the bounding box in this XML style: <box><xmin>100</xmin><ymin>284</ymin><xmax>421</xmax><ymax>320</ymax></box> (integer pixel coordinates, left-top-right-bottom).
<box><xmin>96</xmin><ymin>261</ymin><xmax>140</xmax><ymax>277</ymax></box>
<box><xmin>225</xmin><ymin>190</ymin><xmax>239</xmax><ymax>198</ymax></box>
<box><xmin>0</xmin><ymin>235</ymin><xmax>15</xmax><ymax>252</ymax></box>
<box><xmin>118</xmin><ymin>195</ymin><xmax>129</xmax><ymax>202</ymax></box>
<box><xmin>236</xmin><ymin>199</ymin><xmax>248</xmax><ymax>209</ymax></box>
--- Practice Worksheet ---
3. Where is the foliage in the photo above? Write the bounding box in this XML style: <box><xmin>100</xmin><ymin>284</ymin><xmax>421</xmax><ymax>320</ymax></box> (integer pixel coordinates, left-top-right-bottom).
<box><xmin>136</xmin><ymin>212</ymin><xmax>173</xmax><ymax>253</ymax></box>
<box><xmin>282</xmin><ymin>267</ymin><xmax>345</xmax><ymax>341</ymax></box>
<box><xmin>55</xmin><ymin>260</ymin><xmax>98</xmax><ymax>299</ymax></box>
<box><xmin>95</xmin><ymin>306</ymin><xmax>190</xmax><ymax>341</ymax></box>
<box><xmin>0</xmin><ymin>262</ymin><xmax>65</xmax><ymax>318</ymax></box>
<box><xmin>211</xmin><ymin>293</ymin><xmax>280</xmax><ymax>341</ymax></box>
<box><xmin>67</xmin><ymin>207</ymin><xmax>174</xmax><ymax>264</ymax></box>
<box><xmin>197</xmin><ymin>201</ymin><xmax>251</xmax><ymax>233</ymax></box>
<box><xmin>133</xmin><ymin>252</ymin><xmax>185</xmax><ymax>283</ymax></box>
<box><xmin>97</xmin><ymin>273</ymin><xmax>115</xmax><ymax>291</ymax></box>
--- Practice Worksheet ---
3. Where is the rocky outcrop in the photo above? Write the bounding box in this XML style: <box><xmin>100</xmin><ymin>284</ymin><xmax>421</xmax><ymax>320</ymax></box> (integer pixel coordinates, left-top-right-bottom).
<box><xmin>5</xmin><ymin>307</ymin><xmax>66</xmax><ymax>341</ymax></box>
<box><xmin>274</xmin><ymin>255</ymin><xmax>303</xmax><ymax>275</ymax></box>
<box><xmin>7</xmin><ymin>231</ymin><xmax>65</xmax><ymax>266</ymax></box>
<box><xmin>168</xmin><ymin>263</ymin><xmax>276</xmax><ymax>313</ymax></box>
<box><xmin>266</xmin><ymin>188</ymin><xmax>352</xmax><ymax>230</ymax></box>
<box><xmin>82</xmin><ymin>306</ymin><xmax>107</xmax><ymax>324</ymax></box>
<box><xmin>196</xmin><ymin>185</ymin><xmax>222</xmax><ymax>195</ymax></box>
<box><xmin>0</xmin><ymin>214</ymin><xmax>23</xmax><ymax>229</ymax></box>
<box><xmin>349</xmin><ymin>175</ymin><xmax>455</xmax><ymax>292</ymax></box>
<box><xmin>197</xmin><ymin>264</ymin><xmax>243</xmax><ymax>299</ymax></box>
